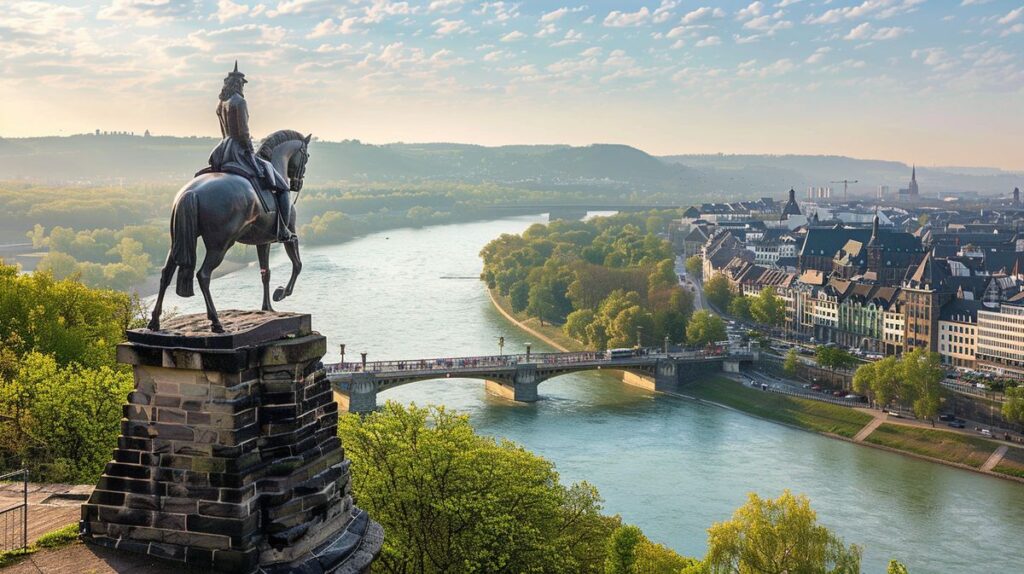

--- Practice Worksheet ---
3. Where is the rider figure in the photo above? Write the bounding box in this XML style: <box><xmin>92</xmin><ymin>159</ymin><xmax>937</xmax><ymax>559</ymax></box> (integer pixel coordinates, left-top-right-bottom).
<box><xmin>208</xmin><ymin>62</ymin><xmax>296</xmax><ymax>242</ymax></box>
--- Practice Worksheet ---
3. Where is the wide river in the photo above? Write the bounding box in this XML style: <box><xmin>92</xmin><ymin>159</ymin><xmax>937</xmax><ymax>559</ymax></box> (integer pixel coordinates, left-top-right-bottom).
<box><xmin>155</xmin><ymin>215</ymin><xmax>1024</xmax><ymax>573</ymax></box>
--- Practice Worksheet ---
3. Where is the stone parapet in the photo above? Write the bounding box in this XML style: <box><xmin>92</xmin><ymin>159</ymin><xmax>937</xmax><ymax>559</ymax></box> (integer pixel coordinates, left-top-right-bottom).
<box><xmin>81</xmin><ymin>311</ymin><xmax>382</xmax><ymax>573</ymax></box>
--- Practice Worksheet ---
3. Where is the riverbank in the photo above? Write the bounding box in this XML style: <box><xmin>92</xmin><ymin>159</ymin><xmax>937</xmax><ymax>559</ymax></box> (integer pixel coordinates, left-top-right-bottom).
<box><xmin>486</xmin><ymin>284</ymin><xmax>1024</xmax><ymax>485</ymax></box>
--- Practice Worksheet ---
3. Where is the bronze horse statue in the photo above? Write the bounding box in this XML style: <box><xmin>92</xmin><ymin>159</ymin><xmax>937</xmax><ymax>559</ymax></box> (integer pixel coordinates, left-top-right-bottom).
<box><xmin>147</xmin><ymin>130</ymin><xmax>311</xmax><ymax>333</ymax></box>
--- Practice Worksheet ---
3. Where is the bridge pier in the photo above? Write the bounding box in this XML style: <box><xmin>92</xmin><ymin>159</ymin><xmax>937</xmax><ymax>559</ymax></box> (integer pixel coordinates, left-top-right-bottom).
<box><xmin>485</xmin><ymin>363</ymin><xmax>539</xmax><ymax>403</ymax></box>
<box><xmin>340</xmin><ymin>373</ymin><xmax>377</xmax><ymax>414</ymax></box>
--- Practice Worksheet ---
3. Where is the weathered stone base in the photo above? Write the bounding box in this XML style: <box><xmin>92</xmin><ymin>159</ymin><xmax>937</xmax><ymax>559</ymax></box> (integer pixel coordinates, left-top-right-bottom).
<box><xmin>617</xmin><ymin>370</ymin><xmax>656</xmax><ymax>391</ymax></box>
<box><xmin>81</xmin><ymin>311</ymin><xmax>381</xmax><ymax>573</ymax></box>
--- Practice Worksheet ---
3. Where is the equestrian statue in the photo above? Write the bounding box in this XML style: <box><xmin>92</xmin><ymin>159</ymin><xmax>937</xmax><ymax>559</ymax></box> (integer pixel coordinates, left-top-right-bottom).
<box><xmin>147</xmin><ymin>63</ymin><xmax>311</xmax><ymax>333</ymax></box>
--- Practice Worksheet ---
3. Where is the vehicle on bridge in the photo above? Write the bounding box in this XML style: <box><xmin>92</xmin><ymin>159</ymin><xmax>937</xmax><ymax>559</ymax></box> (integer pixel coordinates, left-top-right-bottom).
<box><xmin>606</xmin><ymin>348</ymin><xmax>636</xmax><ymax>360</ymax></box>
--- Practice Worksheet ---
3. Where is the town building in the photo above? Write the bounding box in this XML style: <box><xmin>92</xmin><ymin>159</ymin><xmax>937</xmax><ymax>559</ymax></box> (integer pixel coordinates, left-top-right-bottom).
<box><xmin>976</xmin><ymin>304</ymin><xmax>1024</xmax><ymax>379</ymax></box>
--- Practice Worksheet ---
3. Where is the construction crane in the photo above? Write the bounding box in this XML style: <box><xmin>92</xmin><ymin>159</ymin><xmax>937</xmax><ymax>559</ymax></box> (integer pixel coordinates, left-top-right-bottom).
<box><xmin>830</xmin><ymin>179</ymin><xmax>859</xmax><ymax>202</ymax></box>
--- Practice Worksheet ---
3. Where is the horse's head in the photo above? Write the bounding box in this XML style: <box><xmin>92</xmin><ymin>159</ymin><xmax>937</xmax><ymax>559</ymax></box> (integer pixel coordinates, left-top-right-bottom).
<box><xmin>257</xmin><ymin>130</ymin><xmax>312</xmax><ymax>193</ymax></box>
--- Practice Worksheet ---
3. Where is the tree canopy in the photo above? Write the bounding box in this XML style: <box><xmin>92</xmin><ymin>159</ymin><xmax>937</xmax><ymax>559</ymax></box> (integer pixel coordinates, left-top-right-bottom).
<box><xmin>687</xmin><ymin>311</ymin><xmax>727</xmax><ymax>347</ymax></box>
<box><xmin>703</xmin><ymin>274</ymin><xmax>733</xmax><ymax>310</ymax></box>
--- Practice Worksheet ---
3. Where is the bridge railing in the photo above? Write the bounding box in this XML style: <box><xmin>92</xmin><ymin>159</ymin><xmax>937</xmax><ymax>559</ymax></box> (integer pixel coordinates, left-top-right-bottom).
<box><xmin>324</xmin><ymin>347</ymin><xmax>737</xmax><ymax>376</ymax></box>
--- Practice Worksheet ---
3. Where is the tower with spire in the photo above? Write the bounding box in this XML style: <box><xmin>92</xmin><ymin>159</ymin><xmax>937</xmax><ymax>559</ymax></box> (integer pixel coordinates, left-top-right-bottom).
<box><xmin>908</xmin><ymin>165</ymin><xmax>919</xmax><ymax>196</ymax></box>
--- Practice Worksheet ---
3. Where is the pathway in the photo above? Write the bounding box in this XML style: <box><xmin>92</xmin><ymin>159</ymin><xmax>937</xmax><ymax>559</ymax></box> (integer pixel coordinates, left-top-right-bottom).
<box><xmin>853</xmin><ymin>413</ymin><xmax>886</xmax><ymax>442</ymax></box>
<box><xmin>981</xmin><ymin>445</ymin><xmax>1009</xmax><ymax>472</ymax></box>
<box><xmin>0</xmin><ymin>483</ymin><xmax>91</xmax><ymax>547</ymax></box>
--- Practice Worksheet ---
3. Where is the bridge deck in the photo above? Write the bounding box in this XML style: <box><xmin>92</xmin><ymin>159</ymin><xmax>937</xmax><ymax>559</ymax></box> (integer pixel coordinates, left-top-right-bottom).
<box><xmin>325</xmin><ymin>349</ymin><xmax>742</xmax><ymax>381</ymax></box>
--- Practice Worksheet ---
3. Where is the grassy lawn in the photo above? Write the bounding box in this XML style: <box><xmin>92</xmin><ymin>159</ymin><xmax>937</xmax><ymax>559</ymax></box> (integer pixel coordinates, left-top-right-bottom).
<box><xmin>685</xmin><ymin>377</ymin><xmax>873</xmax><ymax>438</ymax></box>
<box><xmin>0</xmin><ymin>524</ymin><xmax>78</xmax><ymax>568</ymax></box>
<box><xmin>489</xmin><ymin>289</ymin><xmax>586</xmax><ymax>352</ymax></box>
<box><xmin>993</xmin><ymin>445</ymin><xmax>1024</xmax><ymax>479</ymax></box>
<box><xmin>864</xmin><ymin>423</ymin><xmax>998</xmax><ymax>468</ymax></box>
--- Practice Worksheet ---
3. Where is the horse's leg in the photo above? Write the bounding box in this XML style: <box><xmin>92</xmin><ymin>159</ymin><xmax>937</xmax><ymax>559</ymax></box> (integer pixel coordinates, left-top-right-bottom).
<box><xmin>257</xmin><ymin>243</ymin><xmax>273</xmax><ymax>312</ymax></box>
<box><xmin>197</xmin><ymin>247</ymin><xmax>228</xmax><ymax>333</ymax></box>
<box><xmin>274</xmin><ymin>239</ymin><xmax>302</xmax><ymax>302</ymax></box>
<box><xmin>147</xmin><ymin>253</ymin><xmax>177</xmax><ymax>331</ymax></box>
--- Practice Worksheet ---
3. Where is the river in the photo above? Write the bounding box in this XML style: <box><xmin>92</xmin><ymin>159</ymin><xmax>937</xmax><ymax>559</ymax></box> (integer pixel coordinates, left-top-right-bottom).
<box><xmin>152</xmin><ymin>215</ymin><xmax>1024</xmax><ymax>573</ymax></box>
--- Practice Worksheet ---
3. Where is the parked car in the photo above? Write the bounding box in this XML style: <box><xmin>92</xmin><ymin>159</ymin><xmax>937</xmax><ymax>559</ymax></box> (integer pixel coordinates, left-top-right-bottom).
<box><xmin>947</xmin><ymin>419</ymin><xmax>966</xmax><ymax>429</ymax></box>
<box><xmin>980</xmin><ymin>429</ymin><xmax>993</xmax><ymax>437</ymax></box>
<box><xmin>938</xmin><ymin>413</ymin><xmax>955</xmax><ymax>422</ymax></box>
<box><xmin>832</xmin><ymin>390</ymin><xmax>845</xmax><ymax>397</ymax></box>
<box><xmin>810</xmin><ymin>385</ymin><xmax>821</xmax><ymax>391</ymax></box>
<box><xmin>887</xmin><ymin>410</ymin><xmax>902</xmax><ymax>418</ymax></box>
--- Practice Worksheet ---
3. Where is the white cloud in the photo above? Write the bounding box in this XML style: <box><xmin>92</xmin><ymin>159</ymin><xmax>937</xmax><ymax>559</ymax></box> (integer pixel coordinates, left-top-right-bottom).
<box><xmin>428</xmin><ymin>0</ymin><xmax>467</xmax><ymax>13</ymax></box>
<box><xmin>845</xmin><ymin>22</ymin><xmax>911</xmax><ymax>40</ymax></box>
<box><xmin>432</xmin><ymin>18</ymin><xmax>469</xmax><ymax>36</ymax></box>
<box><xmin>603</xmin><ymin>7</ymin><xmax>650</xmax><ymax>27</ymax></box>
<box><xmin>695</xmin><ymin>35</ymin><xmax>721</xmax><ymax>47</ymax></box>
<box><xmin>652</xmin><ymin>0</ymin><xmax>680</xmax><ymax>24</ymax></box>
<box><xmin>681</xmin><ymin>6</ymin><xmax>725</xmax><ymax>24</ymax></box>
<box><xmin>551</xmin><ymin>29</ymin><xmax>583</xmax><ymax>46</ymax></box>
<box><xmin>500</xmin><ymin>30</ymin><xmax>525</xmax><ymax>42</ymax></box>
<box><xmin>998</xmin><ymin>7</ymin><xmax>1023</xmax><ymax>25</ymax></box>
<box><xmin>99</xmin><ymin>0</ymin><xmax>197</xmax><ymax>26</ymax></box>
<box><xmin>736</xmin><ymin>2</ymin><xmax>764</xmax><ymax>21</ymax></box>
<box><xmin>214</xmin><ymin>0</ymin><xmax>249</xmax><ymax>23</ymax></box>
<box><xmin>805</xmin><ymin>0</ymin><xmax>925</xmax><ymax>25</ymax></box>
<box><xmin>913</xmin><ymin>47</ymin><xmax>955</xmax><ymax>71</ymax></box>
<box><xmin>805</xmin><ymin>46</ymin><xmax>831</xmax><ymax>64</ymax></box>
<box><xmin>541</xmin><ymin>6</ymin><xmax>586</xmax><ymax>23</ymax></box>
<box><xmin>265</xmin><ymin>0</ymin><xmax>336</xmax><ymax>18</ymax></box>
<box><xmin>744</xmin><ymin>11</ymin><xmax>793</xmax><ymax>33</ymax></box>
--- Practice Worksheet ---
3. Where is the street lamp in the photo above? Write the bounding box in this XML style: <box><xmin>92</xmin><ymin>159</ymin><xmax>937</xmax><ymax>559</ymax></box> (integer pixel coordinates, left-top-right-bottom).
<box><xmin>498</xmin><ymin>336</ymin><xmax>505</xmax><ymax>356</ymax></box>
<box><xmin>339</xmin><ymin>344</ymin><xmax>346</xmax><ymax>367</ymax></box>
<box><xmin>526</xmin><ymin>343</ymin><xmax>532</xmax><ymax>362</ymax></box>
<box><xmin>636</xmin><ymin>326</ymin><xmax>644</xmax><ymax>350</ymax></box>
<box><xmin>664</xmin><ymin>335</ymin><xmax>670</xmax><ymax>355</ymax></box>
<box><xmin>360</xmin><ymin>352</ymin><xmax>367</xmax><ymax>372</ymax></box>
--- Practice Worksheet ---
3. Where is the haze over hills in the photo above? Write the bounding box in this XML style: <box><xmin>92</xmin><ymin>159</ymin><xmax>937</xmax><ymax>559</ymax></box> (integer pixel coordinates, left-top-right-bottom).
<box><xmin>1</xmin><ymin>134</ymin><xmax>1019</xmax><ymax>199</ymax></box>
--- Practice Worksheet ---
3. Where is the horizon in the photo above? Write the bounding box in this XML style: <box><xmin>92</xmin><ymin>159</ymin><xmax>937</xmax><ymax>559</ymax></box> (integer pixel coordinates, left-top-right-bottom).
<box><xmin>1</xmin><ymin>1</ymin><xmax>1023</xmax><ymax>170</ymax></box>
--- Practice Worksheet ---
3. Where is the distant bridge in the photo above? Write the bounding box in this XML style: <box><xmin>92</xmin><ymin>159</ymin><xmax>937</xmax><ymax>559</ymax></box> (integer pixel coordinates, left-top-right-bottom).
<box><xmin>325</xmin><ymin>348</ymin><xmax>756</xmax><ymax>413</ymax></box>
<box><xmin>490</xmin><ymin>204</ymin><xmax>683</xmax><ymax>220</ymax></box>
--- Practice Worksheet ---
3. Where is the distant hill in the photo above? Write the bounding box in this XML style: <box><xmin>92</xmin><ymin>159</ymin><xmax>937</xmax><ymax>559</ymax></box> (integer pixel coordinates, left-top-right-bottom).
<box><xmin>0</xmin><ymin>135</ymin><xmax>1018</xmax><ymax>198</ymax></box>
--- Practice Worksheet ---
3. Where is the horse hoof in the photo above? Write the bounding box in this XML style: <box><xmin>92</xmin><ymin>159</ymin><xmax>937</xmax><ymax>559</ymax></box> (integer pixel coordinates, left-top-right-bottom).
<box><xmin>262</xmin><ymin>304</ymin><xmax>275</xmax><ymax>312</ymax></box>
<box><xmin>273</xmin><ymin>287</ymin><xmax>286</xmax><ymax>302</ymax></box>
<box><xmin>147</xmin><ymin>320</ymin><xmax>160</xmax><ymax>331</ymax></box>
<box><xmin>211</xmin><ymin>322</ymin><xmax>225</xmax><ymax>334</ymax></box>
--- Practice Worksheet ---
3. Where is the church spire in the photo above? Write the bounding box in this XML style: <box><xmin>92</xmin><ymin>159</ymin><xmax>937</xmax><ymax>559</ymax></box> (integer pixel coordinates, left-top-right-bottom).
<box><xmin>912</xmin><ymin>164</ymin><xmax>916</xmax><ymax>182</ymax></box>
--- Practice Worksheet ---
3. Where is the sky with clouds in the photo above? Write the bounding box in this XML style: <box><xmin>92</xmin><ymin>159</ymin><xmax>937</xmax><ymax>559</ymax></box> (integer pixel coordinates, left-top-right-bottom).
<box><xmin>1</xmin><ymin>0</ymin><xmax>1022</xmax><ymax>169</ymax></box>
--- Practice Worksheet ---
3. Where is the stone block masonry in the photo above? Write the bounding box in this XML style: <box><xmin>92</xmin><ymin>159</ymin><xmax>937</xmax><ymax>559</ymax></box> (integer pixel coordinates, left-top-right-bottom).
<box><xmin>81</xmin><ymin>311</ymin><xmax>382</xmax><ymax>573</ymax></box>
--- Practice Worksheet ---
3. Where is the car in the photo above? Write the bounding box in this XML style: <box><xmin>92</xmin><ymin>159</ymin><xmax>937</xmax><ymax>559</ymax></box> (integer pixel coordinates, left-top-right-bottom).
<box><xmin>980</xmin><ymin>429</ymin><xmax>993</xmax><ymax>437</ymax></box>
<box><xmin>947</xmin><ymin>420</ymin><xmax>966</xmax><ymax>429</ymax></box>
<box><xmin>802</xmin><ymin>383</ymin><xmax>811</xmax><ymax>389</ymax></box>
<box><xmin>810</xmin><ymin>385</ymin><xmax>821</xmax><ymax>391</ymax></box>
<box><xmin>832</xmin><ymin>390</ymin><xmax>845</xmax><ymax>397</ymax></box>
<box><xmin>887</xmin><ymin>410</ymin><xmax>902</xmax><ymax>418</ymax></box>
<box><xmin>938</xmin><ymin>413</ymin><xmax>955</xmax><ymax>422</ymax></box>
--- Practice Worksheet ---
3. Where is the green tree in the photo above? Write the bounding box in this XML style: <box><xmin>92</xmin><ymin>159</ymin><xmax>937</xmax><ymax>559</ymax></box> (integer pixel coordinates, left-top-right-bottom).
<box><xmin>750</xmin><ymin>287</ymin><xmax>786</xmax><ymax>327</ymax></box>
<box><xmin>509</xmin><ymin>281</ymin><xmax>530</xmax><ymax>313</ymax></box>
<box><xmin>703</xmin><ymin>490</ymin><xmax>862</xmax><ymax>574</ymax></box>
<box><xmin>648</xmin><ymin>259</ymin><xmax>677</xmax><ymax>291</ymax></box>
<box><xmin>784</xmin><ymin>348</ymin><xmax>800</xmax><ymax>377</ymax></box>
<box><xmin>565</xmin><ymin>309</ymin><xmax>596</xmax><ymax>344</ymax></box>
<box><xmin>685</xmin><ymin>255</ymin><xmax>703</xmax><ymax>279</ymax></box>
<box><xmin>604</xmin><ymin>524</ymin><xmax>697</xmax><ymax>574</ymax></box>
<box><xmin>900</xmin><ymin>348</ymin><xmax>943</xmax><ymax>424</ymax></box>
<box><xmin>687</xmin><ymin>311</ymin><xmax>727</xmax><ymax>347</ymax></box>
<box><xmin>338</xmin><ymin>403</ymin><xmax>620</xmax><ymax>574</ymax></box>
<box><xmin>888</xmin><ymin>560</ymin><xmax>910</xmax><ymax>574</ymax></box>
<box><xmin>528</xmin><ymin>282</ymin><xmax>558</xmax><ymax>325</ymax></box>
<box><xmin>728</xmin><ymin>295</ymin><xmax>752</xmax><ymax>321</ymax></box>
<box><xmin>815</xmin><ymin>346</ymin><xmax>856</xmax><ymax>387</ymax></box>
<box><xmin>1002</xmin><ymin>386</ymin><xmax>1024</xmax><ymax>424</ymax></box>
<box><xmin>703</xmin><ymin>274</ymin><xmax>733</xmax><ymax>310</ymax></box>
<box><xmin>0</xmin><ymin>352</ymin><xmax>133</xmax><ymax>482</ymax></box>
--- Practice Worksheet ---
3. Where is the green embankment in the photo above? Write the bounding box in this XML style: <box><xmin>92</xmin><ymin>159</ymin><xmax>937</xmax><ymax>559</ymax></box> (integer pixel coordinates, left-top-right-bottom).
<box><xmin>864</xmin><ymin>424</ymin><xmax>997</xmax><ymax>468</ymax></box>
<box><xmin>992</xmin><ymin>445</ymin><xmax>1024</xmax><ymax>478</ymax></box>
<box><xmin>684</xmin><ymin>377</ymin><xmax>873</xmax><ymax>438</ymax></box>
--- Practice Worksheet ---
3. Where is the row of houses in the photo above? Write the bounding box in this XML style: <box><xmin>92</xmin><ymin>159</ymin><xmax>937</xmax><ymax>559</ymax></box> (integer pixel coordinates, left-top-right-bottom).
<box><xmin>685</xmin><ymin>187</ymin><xmax>1024</xmax><ymax>379</ymax></box>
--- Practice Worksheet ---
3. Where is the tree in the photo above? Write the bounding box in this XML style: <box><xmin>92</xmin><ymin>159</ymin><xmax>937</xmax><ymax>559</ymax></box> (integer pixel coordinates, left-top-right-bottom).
<box><xmin>337</xmin><ymin>403</ymin><xmax>621</xmax><ymax>574</ymax></box>
<box><xmin>852</xmin><ymin>356</ymin><xmax>901</xmax><ymax>408</ymax></box>
<box><xmin>901</xmin><ymin>348</ymin><xmax>943</xmax><ymax>424</ymax></box>
<box><xmin>815</xmin><ymin>346</ymin><xmax>856</xmax><ymax>387</ymax></box>
<box><xmin>1002</xmin><ymin>386</ymin><xmax>1024</xmax><ymax>424</ymax></box>
<box><xmin>703</xmin><ymin>274</ymin><xmax>733</xmax><ymax>310</ymax></box>
<box><xmin>565</xmin><ymin>309</ymin><xmax>596</xmax><ymax>344</ymax></box>
<box><xmin>648</xmin><ymin>259</ymin><xmax>677</xmax><ymax>291</ymax></box>
<box><xmin>784</xmin><ymin>348</ymin><xmax>800</xmax><ymax>377</ymax></box>
<box><xmin>703</xmin><ymin>490</ymin><xmax>862</xmax><ymax>574</ymax></box>
<box><xmin>729</xmin><ymin>295</ymin><xmax>752</xmax><ymax>321</ymax></box>
<box><xmin>687</xmin><ymin>311</ymin><xmax>727</xmax><ymax>347</ymax></box>
<box><xmin>888</xmin><ymin>560</ymin><xmax>910</xmax><ymax>574</ymax></box>
<box><xmin>685</xmin><ymin>255</ymin><xmax>703</xmax><ymax>279</ymax></box>
<box><xmin>0</xmin><ymin>352</ymin><xmax>133</xmax><ymax>482</ymax></box>
<box><xmin>528</xmin><ymin>282</ymin><xmax>558</xmax><ymax>325</ymax></box>
<box><xmin>750</xmin><ymin>287</ymin><xmax>786</xmax><ymax>328</ymax></box>
<box><xmin>509</xmin><ymin>281</ymin><xmax>530</xmax><ymax>313</ymax></box>
<box><xmin>605</xmin><ymin>524</ymin><xmax>698</xmax><ymax>574</ymax></box>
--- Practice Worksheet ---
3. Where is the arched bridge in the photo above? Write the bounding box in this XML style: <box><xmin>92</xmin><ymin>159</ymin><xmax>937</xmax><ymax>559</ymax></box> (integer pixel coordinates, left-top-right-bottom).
<box><xmin>325</xmin><ymin>348</ymin><xmax>756</xmax><ymax>413</ymax></box>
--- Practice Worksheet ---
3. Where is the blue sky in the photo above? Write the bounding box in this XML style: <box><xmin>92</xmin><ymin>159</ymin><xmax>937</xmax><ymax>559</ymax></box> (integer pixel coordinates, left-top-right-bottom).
<box><xmin>1</xmin><ymin>1</ymin><xmax>1022</xmax><ymax>169</ymax></box>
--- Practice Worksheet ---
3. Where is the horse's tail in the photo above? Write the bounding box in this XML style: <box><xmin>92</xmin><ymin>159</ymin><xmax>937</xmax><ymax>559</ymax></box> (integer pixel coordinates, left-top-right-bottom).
<box><xmin>171</xmin><ymin>190</ymin><xmax>199</xmax><ymax>297</ymax></box>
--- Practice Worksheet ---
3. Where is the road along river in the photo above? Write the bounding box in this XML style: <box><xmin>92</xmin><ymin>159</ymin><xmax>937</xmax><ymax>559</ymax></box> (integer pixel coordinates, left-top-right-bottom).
<box><xmin>152</xmin><ymin>215</ymin><xmax>1024</xmax><ymax>573</ymax></box>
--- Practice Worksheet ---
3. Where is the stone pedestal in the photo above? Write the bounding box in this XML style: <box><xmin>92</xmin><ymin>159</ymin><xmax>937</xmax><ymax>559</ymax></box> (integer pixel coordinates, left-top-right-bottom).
<box><xmin>81</xmin><ymin>311</ymin><xmax>382</xmax><ymax>573</ymax></box>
